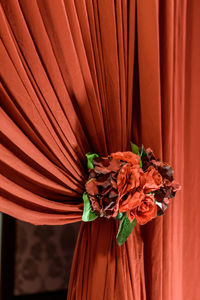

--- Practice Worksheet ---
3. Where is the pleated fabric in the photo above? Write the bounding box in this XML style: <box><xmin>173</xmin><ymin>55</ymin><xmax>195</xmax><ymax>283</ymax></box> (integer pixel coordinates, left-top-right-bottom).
<box><xmin>0</xmin><ymin>1</ymin><xmax>200</xmax><ymax>300</ymax></box>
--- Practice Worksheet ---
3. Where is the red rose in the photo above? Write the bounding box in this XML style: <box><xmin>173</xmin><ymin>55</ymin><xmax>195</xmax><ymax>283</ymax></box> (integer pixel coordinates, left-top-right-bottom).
<box><xmin>127</xmin><ymin>194</ymin><xmax>157</xmax><ymax>224</ymax></box>
<box><xmin>143</xmin><ymin>166</ymin><xmax>163</xmax><ymax>193</ymax></box>
<box><xmin>119</xmin><ymin>190</ymin><xmax>145</xmax><ymax>213</ymax></box>
<box><xmin>117</xmin><ymin>163</ymin><xmax>143</xmax><ymax>197</ymax></box>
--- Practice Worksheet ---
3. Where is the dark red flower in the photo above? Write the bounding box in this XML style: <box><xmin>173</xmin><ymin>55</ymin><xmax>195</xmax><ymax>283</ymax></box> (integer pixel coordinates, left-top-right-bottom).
<box><xmin>86</xmin><ymin>157</ymin><xmax>121</xmax><ymax>218</ymax></box>
<box><xmin>155</xmin><ymin>178</ymin><xmax>181</xmax><ymax>215</ymax></box>
<box><xmin>141</xmin><ymin>148</ymin><xmax>181</xmax><ymax>215</ymax></box>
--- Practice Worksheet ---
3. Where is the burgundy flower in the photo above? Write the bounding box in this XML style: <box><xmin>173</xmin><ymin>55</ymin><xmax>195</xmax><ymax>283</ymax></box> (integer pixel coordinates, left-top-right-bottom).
<box><xmin>86</xmin><ymin>157</ymin><xmax>121</xmax><ymax>218</ymax></box>
<box><xmin>141</xmin><ymin>148</ymin><xmax>181</xmax><ymax>215</ymax></box>
<box><xmin>141</xmin><ymin>148</ymin><xmax>174</xmax><ymax>181</ymax></box>
<box><xmin>155</xmin><ymin>178</ymin><xmax>181</xmax><ymax>215</ymax></box>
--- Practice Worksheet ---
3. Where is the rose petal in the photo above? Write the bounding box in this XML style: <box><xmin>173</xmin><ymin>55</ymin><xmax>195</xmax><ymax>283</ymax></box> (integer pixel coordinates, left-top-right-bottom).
<box><xmin>111</xmin><ymin>151</ymin><xmax>140</xmax><ymax>165</ymax></box>
<box><xmin>119</xmin><ymin>191</ymin><xmax>145</xmax><ymax>212</ymax></box>
<box><xmin>132</xmin><ymin>194</ymin><xmax>157</xmax><ymax>225</ymax></box>
<box><xmin>117</xmin><ymin>164</ymin><xmax>143</xmax><ymax>196</ymax></box>
<box><xmin>143</xmin><ymin>166</ymin><xmax>163</xmax><ymax>193</ymax></box>
<box><xmin>126</xmin><ymin>210</ymin><xmax>136</xmax><ymax>222</ymax></box>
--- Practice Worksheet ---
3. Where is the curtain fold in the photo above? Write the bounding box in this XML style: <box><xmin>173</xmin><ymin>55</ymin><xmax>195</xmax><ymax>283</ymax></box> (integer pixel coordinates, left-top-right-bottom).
<box><xmin>68</xmin><ymin>219</ymin><xmax>146</xmax><ymax>300</ymax></box>
<box><xmin>0</xmin><ymin>1</ymin><xmax>200</xmax><ymax>299</ymax></box>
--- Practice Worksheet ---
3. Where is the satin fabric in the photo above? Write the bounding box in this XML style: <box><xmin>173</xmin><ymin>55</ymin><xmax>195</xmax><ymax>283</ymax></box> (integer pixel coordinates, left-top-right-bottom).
<box><xmin>0</xmin><ymin>1</ymin><xmax>200</xmax><ymax>299</ymax></box>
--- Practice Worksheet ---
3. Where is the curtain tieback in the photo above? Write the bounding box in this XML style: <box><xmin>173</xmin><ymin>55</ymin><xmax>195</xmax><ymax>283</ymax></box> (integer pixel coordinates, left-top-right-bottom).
<box><xmin>82</xmin><ymin>143</ymin><xmax>181</xmax><ymax>246</ymax></box>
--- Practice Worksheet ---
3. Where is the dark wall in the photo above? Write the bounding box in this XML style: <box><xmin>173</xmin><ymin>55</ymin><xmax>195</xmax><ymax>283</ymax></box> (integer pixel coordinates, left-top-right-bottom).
<box><xmin>0</xmin><ymin>214</ymin><xmax>80</xmax><ymax>299</ymax></box>
<box><xmin>13</xmin><ymin>221</ymin><xmax>80</xmax><ymax>295</ymax></box>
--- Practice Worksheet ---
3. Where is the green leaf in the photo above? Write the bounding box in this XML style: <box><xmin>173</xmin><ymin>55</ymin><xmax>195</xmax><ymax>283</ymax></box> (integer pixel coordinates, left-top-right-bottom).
<box><xmin>86</xmin><ymin>152</ymin><xmax>99</xmax><ymax>169</ymax></box>
<box><xmin>140</xmin><ymin>144</ymin><xmax>147</xmax><ymax>158</ymax></box>
<box><xmin>139</xmin><ymin>158</ymin><xmax>142</xmax><ymax>168</ymax></box>
<box><xmin>116</xmin><ymin>214</ymin><xmax>137</xmax><ymax>246</ymax></box>
<box><xmin>130</xmin><ymin>142</ymin><xmax>142</xmax><ymax>167</ymax></box>
<box><xmin>82</xmin><ymin>192</ymin><xmax>98</xmax><ymax>222</ymax></box>
<box><xmin>130</xmin><ymin>142</ymin><xmax>140</xmax><ymax>155</ymax></box>
<box><xmin>115</xmin><ymin>212</ymin><xmax>124</xmax><ymax>220</ymax></box>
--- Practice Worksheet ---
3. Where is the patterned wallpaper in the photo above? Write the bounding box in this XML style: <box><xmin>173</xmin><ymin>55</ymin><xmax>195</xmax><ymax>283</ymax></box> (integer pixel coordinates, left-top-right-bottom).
<box><xmin>13</xmin><ymin>220</ymin><xmax>80</xmax><ymax>295</ymax></box>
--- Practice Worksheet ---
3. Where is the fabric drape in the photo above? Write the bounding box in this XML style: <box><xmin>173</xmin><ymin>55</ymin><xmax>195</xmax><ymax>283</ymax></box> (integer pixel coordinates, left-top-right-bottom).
<box><xmin>0</xmin><ymin>1</ymin><xmax>200</xmax><ymax>300</ymax></box>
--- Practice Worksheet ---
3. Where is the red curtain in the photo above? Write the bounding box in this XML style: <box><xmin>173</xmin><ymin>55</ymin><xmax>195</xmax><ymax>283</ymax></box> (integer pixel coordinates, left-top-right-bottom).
<box><xmin>0</xmin><ymin>1</ymin><xmax>200</xmax><ymax>299</ymax></box>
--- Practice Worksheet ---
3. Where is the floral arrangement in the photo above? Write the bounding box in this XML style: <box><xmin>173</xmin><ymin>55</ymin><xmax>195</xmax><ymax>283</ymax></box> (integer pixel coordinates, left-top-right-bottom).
<box><xmin>82</xmin><ymin>143</ymin><xmax>181</xmax><ymax>246</ymax></box>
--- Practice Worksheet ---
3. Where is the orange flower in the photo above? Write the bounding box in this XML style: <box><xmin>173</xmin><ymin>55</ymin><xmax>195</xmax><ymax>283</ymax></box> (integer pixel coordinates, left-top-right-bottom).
<box><xmin>111</xmin><ymin>151</ymin><xmax>140</xmax><ymax>165</ymax></box>
<box><xmin>128</xmin><ymin>194</ymin><xmax>157</xmax><ymax>224</ymax></box>
<box><xmin>117</xmin><ymin>164</ymin><xmax>144</xmax><ymax>196</ymax></box>
<box><xmin>143</xmin><ymin>166</ymin><xmax>163</xmax><ymax>193</ymax></box>
<box><xmin>119</xmin><ymin>190</ymin><xmax>145</xmax><ymax>212</ymax></box>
